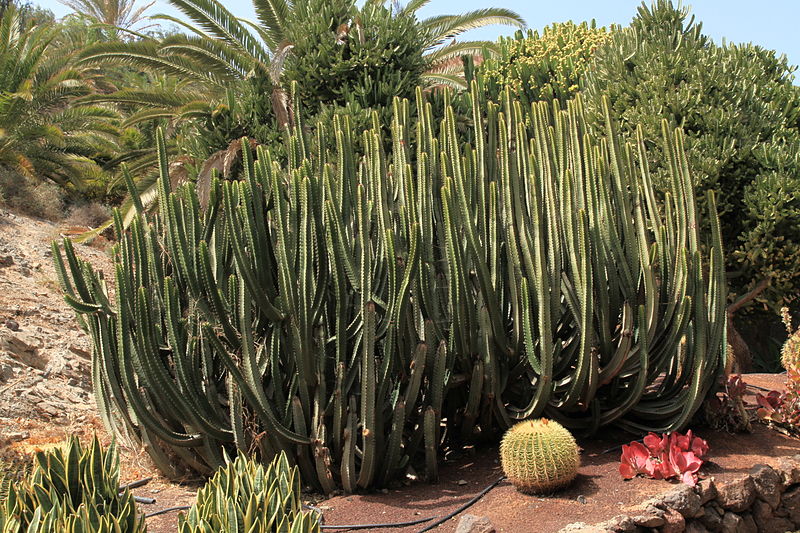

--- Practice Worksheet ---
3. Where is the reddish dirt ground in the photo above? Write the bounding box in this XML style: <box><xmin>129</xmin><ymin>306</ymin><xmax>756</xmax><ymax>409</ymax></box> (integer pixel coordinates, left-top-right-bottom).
<box><xmin>131</xmin><ymin>373</ymin><xmax>800</xmax><ymax>533</ymax></box>
<box><xmin>300</xmin><ymin>372</ymin><xmax>792</xmax><ymax>533</ymax></box>
<box><xmin>311</xmin><ymin>424</ymin><xmax>800</xmax><ymax>533</ymax></box>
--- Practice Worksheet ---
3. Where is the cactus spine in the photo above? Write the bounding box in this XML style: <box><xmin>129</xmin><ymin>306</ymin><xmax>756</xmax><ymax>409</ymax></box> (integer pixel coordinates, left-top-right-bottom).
<box><xmin>500</xmin><ymin>418</ymin><xmax>580</xmax><ymax>494</ymax></box>
<box><xmin>55</xmin><ymin>83</ymin><xmax>727</xmax><ymax>491</ymax></box>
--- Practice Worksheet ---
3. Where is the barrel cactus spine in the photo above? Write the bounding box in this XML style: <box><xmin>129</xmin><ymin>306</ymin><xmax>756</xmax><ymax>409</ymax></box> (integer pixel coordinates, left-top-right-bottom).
<box><xmin>500</xmin><ymin>418</ymin><xmax>580</xmax><ymax>494</ymax></box>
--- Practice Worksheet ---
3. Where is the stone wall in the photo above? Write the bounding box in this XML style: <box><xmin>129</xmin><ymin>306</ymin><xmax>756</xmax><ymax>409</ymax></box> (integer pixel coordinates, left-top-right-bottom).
<box><xmin>561</xmin><ymin>456</ymin><xmax>800</xmax><ymax>533</ymax></box>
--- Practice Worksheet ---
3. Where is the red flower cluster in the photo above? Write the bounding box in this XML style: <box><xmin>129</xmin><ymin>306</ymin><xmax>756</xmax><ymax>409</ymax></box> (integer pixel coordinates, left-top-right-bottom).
<box><xmin>619</xmin><ymin>431</ymin><xmax>709</xmax><ymax>486</ymax></box>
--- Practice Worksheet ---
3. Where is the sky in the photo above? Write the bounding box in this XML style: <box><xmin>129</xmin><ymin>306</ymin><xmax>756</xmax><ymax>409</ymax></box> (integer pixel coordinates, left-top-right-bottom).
<box><xmin>39</xmin><ymin>0</ymin><xmax>800</xmax><ymax>72</ymax></box>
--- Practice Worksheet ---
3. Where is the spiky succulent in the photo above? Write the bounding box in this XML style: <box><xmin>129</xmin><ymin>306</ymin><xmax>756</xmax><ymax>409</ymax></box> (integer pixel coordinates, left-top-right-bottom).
<box><xmin>0</xmin><ymin>436</ymin><xmax>145</xmax><ymax>533</ymax></box>
<box><xmin>54</xmin><ymin>82</ymin><xmax>727</xmax><ymax>491</ymax></box>
<box><xmin>178</xmin><ymin>452</ymin><xmax>319</xmax><ymax>533</ymax></box>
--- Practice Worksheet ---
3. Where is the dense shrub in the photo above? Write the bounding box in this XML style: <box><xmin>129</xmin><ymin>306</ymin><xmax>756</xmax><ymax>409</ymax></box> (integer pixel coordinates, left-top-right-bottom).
<box><xmin>582</xmin><ymin>0</ymin><xmax>800</xmax><ymax>316</ymax></box>
<box><xmin>478</xmin><ymin>21</ymin><xmax>611</xmax><ymax>106</ymax></box>
<box><xmin>284</xmin><ymin>0</ymin><xmax>427</xmax><ymax>112</ymax></box>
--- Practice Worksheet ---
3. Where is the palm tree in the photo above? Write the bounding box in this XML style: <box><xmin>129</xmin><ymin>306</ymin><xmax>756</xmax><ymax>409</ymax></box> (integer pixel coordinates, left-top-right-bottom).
<box><xmin>79</xmin><ymin>0</ymin><xmax>525</xmax><ymax>125</ymax></box>
<box><xmin>0</xmin><ymin>5</ymin><xmax>119</xmax><ymax>190</ymax></box>
<box><xmin>58</xmin><ymin>0</ymin><xmax>156</xmax><ymax>33</ymax></box>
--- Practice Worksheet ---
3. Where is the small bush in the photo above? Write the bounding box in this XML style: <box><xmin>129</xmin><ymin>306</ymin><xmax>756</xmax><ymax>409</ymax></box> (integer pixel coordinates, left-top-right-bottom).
<box><xmin>65</xmin><ymin>202</ymin><xmax>112</xmax><ymax>228</ymax></box>
<box><xmin>0</xmin><ymin>171</ymin><xmax>65</xmax><ymax>221</ymax></box>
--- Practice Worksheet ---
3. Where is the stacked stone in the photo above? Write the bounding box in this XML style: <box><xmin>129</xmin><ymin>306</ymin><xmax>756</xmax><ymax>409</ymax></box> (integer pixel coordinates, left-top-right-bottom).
<box><xmin>561</xmin><ymin>456</ymin><xmax>800</xmax><ymax>533</ymax></box>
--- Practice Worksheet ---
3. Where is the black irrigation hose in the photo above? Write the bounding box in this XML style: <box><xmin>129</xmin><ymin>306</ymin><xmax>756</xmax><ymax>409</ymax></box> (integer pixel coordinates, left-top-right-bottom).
<box><xmin>141</xmin><ymin>476</ymin><xmax>507</xmax><ymax>531</ymax></box>
<box><xmin>414</xmin><ymin>476</ymin><xmax>506</xmax><ymax>533</ymax></box>
<box><xmin>145</xmin><ymin>505</ymin><xmax>190</xmax><ymax>518</ymax></box>
<box><xmin>119</xmin><ymin>477</ymin><xmax>153</xmax><ymax>491</ymax></box>
<box><xmin>320</xmin><ymin>514</ymin><xmax>435</xmax><ymax>530</ymax></box>
<box><xmin>745</xmin><ymin>383</ymin><xmax>776</xmax><ymax>393</ymax></box>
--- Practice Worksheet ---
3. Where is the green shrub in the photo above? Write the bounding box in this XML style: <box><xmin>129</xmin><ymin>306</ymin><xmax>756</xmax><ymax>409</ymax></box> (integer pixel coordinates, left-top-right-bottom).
<box><xmin>0</xmin><ymin>436</ymin><xmax>145</xmax><ymax>532</ymax></box>
<box><xmin>284</xmin><ymin>0</ymin><xmax>427</xmax><ymax>112</ymax></box>
<box><xmin>178</xmin><ymin>453</ymin><xmax>319</xmax><ymax>533</ymax></box>
<box><xmin>478</xmin><ymin>21</ymin><xmax>611</xmax><ymax>106</ymax></box>
<box><xmin>55</xmin><ymin>87</ymin><xmax>726</xmax><ymax>491</ymax></box>
<box><xmin>583</xmin><ymin>0</ymin><xmax>800</xmax><ymax>315</ymax></box>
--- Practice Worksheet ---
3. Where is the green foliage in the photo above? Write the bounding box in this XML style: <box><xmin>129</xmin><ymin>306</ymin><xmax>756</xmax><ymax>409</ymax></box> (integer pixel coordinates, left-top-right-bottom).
<box><xmin>58</xmin><ymin>0</ymin><xmax>155</xmax><ymax>32</ymax></box>
<box><xmin>500</xmin><ymin>419</ymin><xmax>579</xmax><ymax>494</ymax></box>
<box><xmin>178</xmin><ymin>453</ymin><xmax>320</xmax><ymax>533</ymax></box>
<box><xmin>582</xmin><ymin>0</ymin><xmax>800</xmax><ymax>312</ymax></box>
<box><xmin>285</xmin><ymin>0</ymin><xmax>427</xmax><ymax>111</ymax></box>
<box><xmin>479</xmin><ymin>21</ymin><xmax>611</xmax><ymax>105</ymax></box>
<box><xmin>0</xmin><ymin>5</ymin><xmax>119</xmax><ymax>194</ymax></box>
<box><xmin>54</xmin><ymin>85</ymin><xmax>726</xmax><ymax>491</ymax></box>
<box><xmin>0</xmin><ymin>436</ymin><xmax>145</xmax><ymax>533</ymax></box>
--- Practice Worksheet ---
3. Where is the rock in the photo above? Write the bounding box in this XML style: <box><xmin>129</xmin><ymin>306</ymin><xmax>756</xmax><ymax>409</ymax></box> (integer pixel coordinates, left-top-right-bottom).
<box><xmin>697</xmin><ymin>479</ymin><xmax>718</xmax><ymax>505</ymax></box>
<box><xmin>776</xmin><ymin>457</ymin><xmax>800</xmax><ymax>488</ymax></box>
<box><xmin>716</xmin><ymin>476</ymin><xmax>757</xmax><ymax>513</ymax></box>
<box><xmin>752</xmin><ymin>500</ymin><xmax>795</xmax><ymax>533</ymax></box>
<box><xmin>661</xmin><ymin>508</ymin><xmax>686</xmax><ymax>533</ymax></box>
<box><xmin>749</xmin><ymin>464</ymin><xmax>782</xmax><ymax>509</ymax></box>
<box><xmin>68</xmin><ymin>344</ymin><xmax>92</xmax><ymax>360</ymax></box>
<box><xmin>740</xmin><ymin>513</ymin><xmax>757</xmax><ymax>533</ymax></box>
<box><xmin>558</xmin><ymin>523</ymin><xmax>607</xmax><ymax>533</ymax></box>
<box><xmin>752</xmin><ymin>498</ymin><xmax>773</xmax><ymax>522</ymax></box>
<box><xmin>720</xmin><ymin>512</ymin><xmax>742</xmax><ymax>533</ymax></box>
<box><xmin>746</xmin><ymin>505</ymin><xmax>794</xmax><ymax>533</ymax></box>
<box><xmin>0</xmin><ymin>330</ymin><xmax>47</xmax><ymax>370</ymax></box>
<box><xmin>631</xmin><ymin>512</ymin><xmax>664</xmax><ymax>528</ymax></box>
<box><xmin>0</xmin><ymin>254</ymin><xmax>13</xmax><ymax>267</ymax></box>
<box><xmin>685</xmin><ymin>521</ymin><xmax>711</xmax><ymax>533</ymax></box>
<box><xmin>4</xmin><ymin>319</ymin><xmax>19</xmax><ymax>331</ymax></box>
<box><xmin>697</xmin><ymin>503</ymin><xmax>723</xmax><ymax>531</ymax></box>
<box><xmin>455</xmin><ymin>514</ymin><xmax>495</xmax><ymax>533</ymax></box>
<box><xmin>0</xmin><ymin>363</ymin><xmax>14</xmax><ymax>381</ymax></box>
<box><xmin>599</xmin><ymin>515</ymin><xmax>635</xmax><ymax>532</ymax></box>
<box><xmin>660</xmin><ymin>483</ymin><xmax>703</xmax><ymax>518</ymax></box>
<box><xmin>719</xmin><ymin>511</ymin><xmax>757</xmax><ymax>533</ymax></box>
<box><xmin>782</xmin><ymin>486</ymin><xmax>800</xmax><ymax>524</ymax></box>
<box><xmin>37</xmin><ymin>401</ymin><xmax>61</xmax><ymax>418</ymax></box>
<box><xmin>3</xmin><ymin>431</ymin><xmax>29</xmax><ymax>443</ymax></box>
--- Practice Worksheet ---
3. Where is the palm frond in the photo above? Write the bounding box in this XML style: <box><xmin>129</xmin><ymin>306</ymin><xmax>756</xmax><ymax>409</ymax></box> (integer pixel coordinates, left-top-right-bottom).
<box><xmin>421</xmin><ymin>71</ymin><xmax>468</xmax><ymax>89</ymax></box>
<box><xmin>425</xmin><ymin>40</ymin><xmax>495</xmax><ymax>65</ymax></box>
<box><xmin>421</xmin><ymin>8</ymin><xmax>525</xmax><ymax>48</ymax></box>
<box><xmin>399</xmin><ymin>0</ymin><xmax>431</xmax><ymax>16</ymax></box>
<box><xmin>78</xmin><ymin>40</ymin><xmax>229</xmax><ymax>86</ymax></box>
<box><xmin>164</xmin><ymin>0</ymin><xmax>269</xmax><ymax>66</ymax></box>
<box><xmin>251</xmin><ymin>0</ymin><xmax>291</xmax><ymax>49</ymax></box>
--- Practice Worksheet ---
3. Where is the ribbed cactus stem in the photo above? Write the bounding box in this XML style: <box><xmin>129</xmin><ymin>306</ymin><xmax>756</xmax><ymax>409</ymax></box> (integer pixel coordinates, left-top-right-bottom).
<box><xmin>500</xmin><ymin>418</ymin><xmax>580</xmax><ymax>494</ymax></box>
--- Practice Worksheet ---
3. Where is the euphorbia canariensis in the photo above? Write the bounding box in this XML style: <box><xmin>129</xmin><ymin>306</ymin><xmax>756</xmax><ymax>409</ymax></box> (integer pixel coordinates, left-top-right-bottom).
<box><xmin>619</xmin><ymin>431</ymin><xmax>709</xmax><ymax>486</ymax></box>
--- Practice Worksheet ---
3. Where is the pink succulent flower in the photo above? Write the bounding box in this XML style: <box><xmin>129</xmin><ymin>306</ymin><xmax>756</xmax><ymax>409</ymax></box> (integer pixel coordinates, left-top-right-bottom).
<box><xmin>619</xmin><ymin>441</ymin><xmax>651</xmax><ymax>479</ymax></box>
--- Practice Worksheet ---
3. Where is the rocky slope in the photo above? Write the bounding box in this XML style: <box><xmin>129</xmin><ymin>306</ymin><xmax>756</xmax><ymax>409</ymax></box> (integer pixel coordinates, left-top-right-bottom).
<box><xmin>0</xmin><ymin>208</ymin><xmax>112</xmax><ymax>445</ymax></box>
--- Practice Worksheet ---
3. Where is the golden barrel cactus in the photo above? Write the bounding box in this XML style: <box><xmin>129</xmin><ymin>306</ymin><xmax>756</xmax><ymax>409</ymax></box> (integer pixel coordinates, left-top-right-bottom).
<box><xmin>500</xmin><ymin>418</ymin><xmax>580</xmax><ymax>494</ymax></box>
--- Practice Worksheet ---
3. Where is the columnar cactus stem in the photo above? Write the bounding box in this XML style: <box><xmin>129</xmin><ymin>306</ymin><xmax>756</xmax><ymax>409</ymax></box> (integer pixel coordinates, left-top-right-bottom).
<box><xmin>55</xmin><ymin>82</ymin><xmax>726</xmax><ymax>491</ymax></box>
